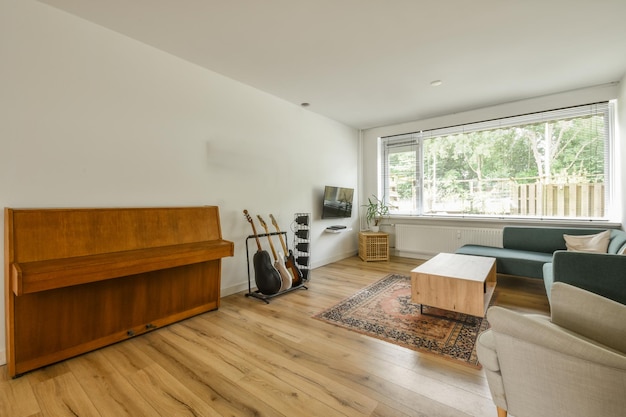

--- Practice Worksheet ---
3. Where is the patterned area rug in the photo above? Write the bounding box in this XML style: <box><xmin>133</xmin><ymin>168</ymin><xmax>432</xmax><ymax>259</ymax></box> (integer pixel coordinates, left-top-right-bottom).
<box><xmin>313</xmin><ymin>274</ymin><xmax>491</xmax><ymax>368</ymax></box>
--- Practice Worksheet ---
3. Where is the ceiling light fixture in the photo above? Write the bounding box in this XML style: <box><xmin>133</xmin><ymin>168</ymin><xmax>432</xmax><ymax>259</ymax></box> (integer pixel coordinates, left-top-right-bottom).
<box><xmin>430</xmin><ymin>80</ymin><xmax>443</xmax><ymax>87</ymax></box>
<box><xmin>300</xmin><ymin>102</ymin><xmax>310</xmax><ymax>107</ymax></box>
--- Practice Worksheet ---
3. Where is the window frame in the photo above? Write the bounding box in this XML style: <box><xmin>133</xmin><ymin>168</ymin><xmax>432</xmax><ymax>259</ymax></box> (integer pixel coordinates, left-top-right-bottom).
<box><xmin>379</xmin><ymin>101</ymin><xmax>615</xmax><ymax>222</ymax></box>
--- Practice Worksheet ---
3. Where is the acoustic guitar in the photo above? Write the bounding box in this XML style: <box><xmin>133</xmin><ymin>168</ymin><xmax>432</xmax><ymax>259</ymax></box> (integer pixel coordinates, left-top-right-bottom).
<box><xmin>269</xmin><ymin>213</ymin><xmax>303</xmax><ymax>286</ymax></box>
<box><xmin>257</xmin><ymin>215</ymin><xmax>293</xmax><ymax>291</ymax></box>
<box><xmin>243</xmin><ymin>210</ymin><xmax>281</xmax><ymax>295</ymax></box>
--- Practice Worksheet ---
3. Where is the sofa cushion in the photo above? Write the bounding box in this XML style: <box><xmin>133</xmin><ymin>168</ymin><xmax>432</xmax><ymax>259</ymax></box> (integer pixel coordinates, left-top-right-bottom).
<box><xmin>551</xmin><ymin>250</ymin><xmax>626</xmax><ymax>305</ymax></box>
<box><xmin>608</xmin><ymin>230</ymin><xmax>626</xmax><ymax>254</ymax></box>
<box><xmin>503</xmin><ymin>226</ymin><xmax>607</xmax><ymax>254</ymax></box>
<box><xmin>487</xmin><ymin>306</ymin><xmax>626</xmax><ymax>369</ymax></box>
<box><xmin>551</xmin><ymin>282</ymin><xmax>626</xmax><ymax>354</ymax></box>
<box><xmin>564</xmin><ymin>230</ymin><xmax>610</xmax><ymax>253</ymax></box>
<box><xmin>456</xmin><ymin>245</ymin><xmax>552</xmax><ymax>279</ymax></box>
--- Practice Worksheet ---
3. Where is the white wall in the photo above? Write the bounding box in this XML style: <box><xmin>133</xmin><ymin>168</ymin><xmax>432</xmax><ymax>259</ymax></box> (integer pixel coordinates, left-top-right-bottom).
<box><xmin>618</xmin><ymin>75</ymin><xmax>626</xmax><ymax>227</ymax></box>
<box><xmin>0</xmin><ymin>0</ymin><xmax>360</xmax><ymax>365</ymax></box>
<box><xmin>360</xmin><ymin>83</ymin><xmax>624</xmax><ymax>226</ymax></box>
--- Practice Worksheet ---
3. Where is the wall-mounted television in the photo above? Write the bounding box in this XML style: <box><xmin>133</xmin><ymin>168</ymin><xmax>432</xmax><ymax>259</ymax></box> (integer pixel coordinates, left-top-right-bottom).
<box><xmin>322</xmin><ymin>186</ymin><xmax>354</xmax><ymax>219</ymax></box>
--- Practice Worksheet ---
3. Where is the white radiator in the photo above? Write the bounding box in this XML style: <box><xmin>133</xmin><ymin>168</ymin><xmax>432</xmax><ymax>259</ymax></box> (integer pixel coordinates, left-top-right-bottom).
<box><xmin>395</xmin><ymin>224</ymin><xmax>502</xmax><ymax>256</ymax></box>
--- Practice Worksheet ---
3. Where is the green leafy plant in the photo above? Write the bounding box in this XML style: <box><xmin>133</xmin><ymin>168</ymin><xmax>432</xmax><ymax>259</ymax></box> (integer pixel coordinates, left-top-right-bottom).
<box><xmin>363</xmin><ymin>195</ymin><xmax>389</xmax><ymax>227</ymax></box>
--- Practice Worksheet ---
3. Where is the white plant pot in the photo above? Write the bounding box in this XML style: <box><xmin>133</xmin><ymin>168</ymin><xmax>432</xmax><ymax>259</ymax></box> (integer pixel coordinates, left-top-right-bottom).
<box><xmin>370</xmin><ymin>225</ymin><xmax>380</xmax><ymax>233</ymax></box>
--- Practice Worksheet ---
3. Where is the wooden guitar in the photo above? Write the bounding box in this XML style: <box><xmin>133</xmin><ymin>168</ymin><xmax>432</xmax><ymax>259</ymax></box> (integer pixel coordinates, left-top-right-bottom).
<box><xmin>243</xmin><ymin>210</ymin><xmax>281</xmax><ymax>295</ymax></box>
<box><xmin>257</xmin><ymin>215</ymin><xmax>293</xmax><ymax>291</ymax></box>
<box><xmin>269</xmin><ymin>213</ymin><xmax>303</xmax><ymax>286</ymax></box>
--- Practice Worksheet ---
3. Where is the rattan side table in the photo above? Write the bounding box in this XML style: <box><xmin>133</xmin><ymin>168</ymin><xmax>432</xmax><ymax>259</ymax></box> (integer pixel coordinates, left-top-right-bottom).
<box><xmin>358</xmin><ymin>232</ymin><xmax>389</xmax><ymax>261</ymax></box>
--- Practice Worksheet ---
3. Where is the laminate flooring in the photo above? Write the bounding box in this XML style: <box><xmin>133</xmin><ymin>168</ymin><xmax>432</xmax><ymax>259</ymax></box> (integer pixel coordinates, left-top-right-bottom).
<box><xmin>0</xmin><ymin>256</ymin><xmax>550</xmax><ymax>417</ymax></box>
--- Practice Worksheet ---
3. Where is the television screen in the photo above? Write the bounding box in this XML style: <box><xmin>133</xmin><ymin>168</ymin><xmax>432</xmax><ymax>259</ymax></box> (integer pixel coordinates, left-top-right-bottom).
<box><xmin>322</xmin><ymin>186</ymin><xmax>354</xmax><ymax>219</ymax></box>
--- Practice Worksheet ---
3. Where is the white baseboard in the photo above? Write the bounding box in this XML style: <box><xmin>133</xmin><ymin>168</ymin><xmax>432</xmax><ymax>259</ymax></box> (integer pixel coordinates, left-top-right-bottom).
<box><xmin>221</xmin><ymin>282</ymin><xmax>250</xmax><ymax>298</ymax></box>
<box><xmin>310</xmin><ymin>250</ymin><xmax>358</xmax><ymax>270</ymax></box>
<box><xmin>393</xmin><ymin>249</ymin><xmax>431</xmax><ymax>260</ymax></box>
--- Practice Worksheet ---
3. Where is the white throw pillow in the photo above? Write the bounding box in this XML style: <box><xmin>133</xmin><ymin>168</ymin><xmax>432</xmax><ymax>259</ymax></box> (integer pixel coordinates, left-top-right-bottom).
<box><xmin>563</xmin><ymin>230</ymin><xmax>610</xmax><ymax>253</ymax></box>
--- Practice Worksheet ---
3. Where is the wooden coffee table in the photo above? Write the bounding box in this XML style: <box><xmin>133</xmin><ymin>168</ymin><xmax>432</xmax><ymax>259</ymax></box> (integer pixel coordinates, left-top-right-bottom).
<box><xmin>410</xmin><ymin>253</ymin><xmax>497</xmax><ymax>317</ymax></box>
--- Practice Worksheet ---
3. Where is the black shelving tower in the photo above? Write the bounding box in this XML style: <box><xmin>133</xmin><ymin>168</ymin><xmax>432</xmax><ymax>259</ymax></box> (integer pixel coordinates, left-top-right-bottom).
<box><xmin>293</xmin><ymin>213</ymin><xmax>311</xmax><ymax>282</ymax></box>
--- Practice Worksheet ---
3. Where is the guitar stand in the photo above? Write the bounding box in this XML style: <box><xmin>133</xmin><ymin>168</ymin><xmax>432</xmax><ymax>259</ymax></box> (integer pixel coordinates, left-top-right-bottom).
<box><xmin>245</xmin><ymin>232</ymin><xmax>308</xmax><ymax>303</ymax></box>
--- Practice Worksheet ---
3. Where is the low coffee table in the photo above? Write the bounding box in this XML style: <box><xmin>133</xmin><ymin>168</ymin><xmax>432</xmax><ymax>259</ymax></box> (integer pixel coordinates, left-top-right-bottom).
<box><xmin>410</xmin><ymin>253</ymin><xmax>497</xmax><ymax>317</ymax></box>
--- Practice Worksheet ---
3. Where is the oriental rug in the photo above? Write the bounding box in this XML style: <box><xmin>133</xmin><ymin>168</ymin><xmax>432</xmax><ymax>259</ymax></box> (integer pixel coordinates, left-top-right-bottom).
<box><xmin>313</xmin><ymin>274</ymin><xmax>492</xmax><ymax>369</ymax></box>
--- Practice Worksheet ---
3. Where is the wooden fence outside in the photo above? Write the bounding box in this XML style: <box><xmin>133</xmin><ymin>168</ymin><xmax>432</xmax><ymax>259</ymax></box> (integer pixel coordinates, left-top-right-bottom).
<box><xmin>511</xmin><ymin>183</ymin><xmax>604</xmax><ymax>218</ymax></box>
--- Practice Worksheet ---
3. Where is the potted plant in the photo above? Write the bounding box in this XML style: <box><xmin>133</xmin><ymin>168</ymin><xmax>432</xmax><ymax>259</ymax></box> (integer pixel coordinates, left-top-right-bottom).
<box><xmin>363</xmin><ymin>195</ymin><xmax>389</xmax><ymax>232</ymax></box>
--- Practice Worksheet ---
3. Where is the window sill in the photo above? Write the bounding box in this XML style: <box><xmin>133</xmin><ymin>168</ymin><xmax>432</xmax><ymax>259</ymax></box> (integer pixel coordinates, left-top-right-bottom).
<box><xmin>382</xmin><ymin>214</ymin><xmax>621</xmax><ymax>229</ymax></box>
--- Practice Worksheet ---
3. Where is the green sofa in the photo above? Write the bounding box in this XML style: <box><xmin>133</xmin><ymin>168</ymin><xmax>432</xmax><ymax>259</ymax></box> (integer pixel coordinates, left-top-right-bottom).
<box><xmin>456</xmin><ymin>226</ymin><xmax>626</xmax><ymax>304</ymax></box>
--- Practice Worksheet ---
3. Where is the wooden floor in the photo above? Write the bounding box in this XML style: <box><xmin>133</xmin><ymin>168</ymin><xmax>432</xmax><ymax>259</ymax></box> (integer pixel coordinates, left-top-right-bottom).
<box><xmin>1</xmin><ymin>256</ymin><xmax>550</xmax><ymax>417</ymax></box>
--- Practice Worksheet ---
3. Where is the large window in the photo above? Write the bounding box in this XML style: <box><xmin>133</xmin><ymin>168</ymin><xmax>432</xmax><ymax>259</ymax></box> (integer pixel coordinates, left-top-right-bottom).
<box><xmin>381</xmin><ymin>102</ymin><xmax>614</xmax><ymax>220</ymax></box>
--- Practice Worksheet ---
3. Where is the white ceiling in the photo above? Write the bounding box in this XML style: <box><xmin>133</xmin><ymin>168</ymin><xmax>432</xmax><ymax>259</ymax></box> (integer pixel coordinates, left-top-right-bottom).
<box><xmin>38</xmin><ymin>0</ymin><xmax>626</xmax><ymax>129</ymax></box>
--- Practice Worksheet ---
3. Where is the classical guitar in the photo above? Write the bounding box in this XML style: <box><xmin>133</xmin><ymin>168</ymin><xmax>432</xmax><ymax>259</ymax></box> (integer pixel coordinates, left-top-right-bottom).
<box><xmin>243</xmin><ymin>210</ymin><xmax>281</xmax><ymax>295</ymax></box>
<box><xmin>257</xmin><ymin>215</ymin><xmax>293</xmax><ymax>291</ymax></box>
<box><xmin>269</xmin><ymin>213</ymin><xmax>303</xmax><ymax>286</ymax></box>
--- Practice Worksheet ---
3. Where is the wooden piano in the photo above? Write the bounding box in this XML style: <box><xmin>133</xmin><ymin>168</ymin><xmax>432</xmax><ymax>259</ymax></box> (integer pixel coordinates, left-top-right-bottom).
<box><xmin>4</xmin><ymin>206</ymin><xmax>234</xmax><ymax>377</ymax></box>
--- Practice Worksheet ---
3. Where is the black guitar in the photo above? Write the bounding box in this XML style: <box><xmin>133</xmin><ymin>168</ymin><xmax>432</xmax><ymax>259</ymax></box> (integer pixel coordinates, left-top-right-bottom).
<box><xmin>244</xmin><ymin>210</ymin><xmax>281</xmax><ymax>295</ymax></box>
<box><xmin>269</xmin><ymin>214</ymin><xmax>303</xmax><ymax>286</ymax></box>
<box><xmin>257</xmin><ymin>215</ymin><xmax>293</xmax><ymax>291</ymax></box>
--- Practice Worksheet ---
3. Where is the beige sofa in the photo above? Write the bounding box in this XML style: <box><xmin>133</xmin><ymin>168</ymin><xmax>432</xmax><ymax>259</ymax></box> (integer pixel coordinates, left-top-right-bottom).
<box><xmin>477</xmin><ymin>282</ymin><xmax>626</xmax><ymax>417</ymax></box>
